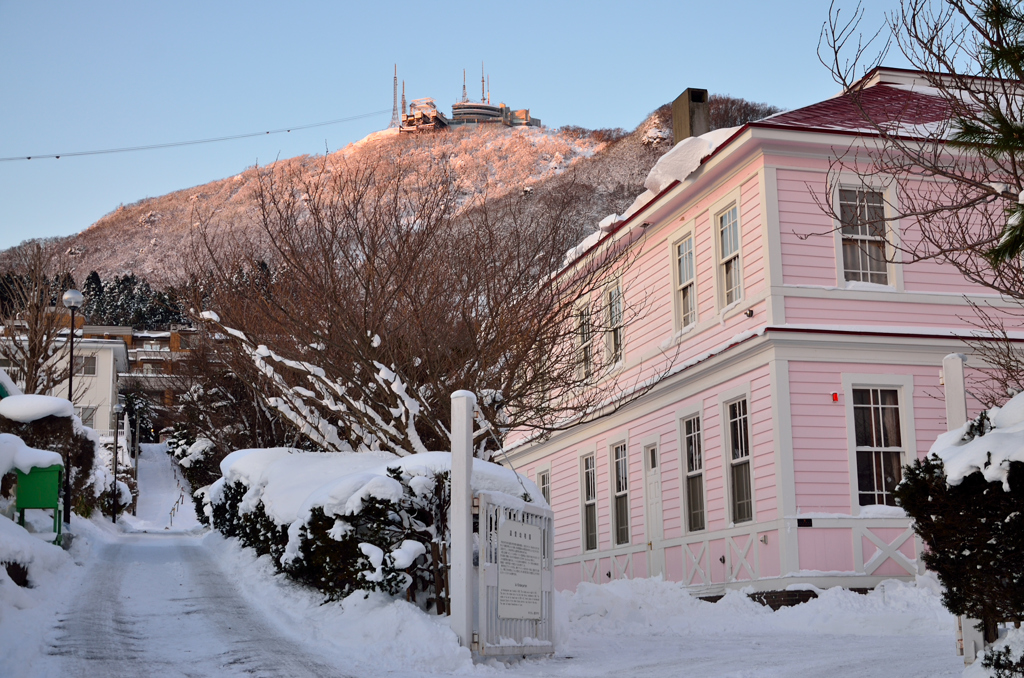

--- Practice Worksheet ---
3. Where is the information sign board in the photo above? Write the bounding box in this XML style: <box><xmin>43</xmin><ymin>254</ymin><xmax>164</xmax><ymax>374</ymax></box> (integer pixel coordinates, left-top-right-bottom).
<box><xmin>496</xmin><ymin>520</ymin><xmax>543</xmax><ymax>620</ymax></box>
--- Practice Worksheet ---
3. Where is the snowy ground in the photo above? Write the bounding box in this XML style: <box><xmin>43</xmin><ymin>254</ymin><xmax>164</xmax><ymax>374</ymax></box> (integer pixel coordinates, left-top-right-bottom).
<box><xmin>0</xmin><ymin>443</ymin><xmax>970</xmax><ymax>677</ymax></box>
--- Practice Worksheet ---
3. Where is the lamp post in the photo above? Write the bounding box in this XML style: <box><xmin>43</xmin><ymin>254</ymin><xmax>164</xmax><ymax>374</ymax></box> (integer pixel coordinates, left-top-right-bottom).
<box><xmin>61</xmin><ymin>289</ymin><xmax>84</xmax><ymax>525</ymax></box>
<box><xmin>112</xmin><ymin>402</ymin><xmax>123</xmax><ymax>523</ymax></box>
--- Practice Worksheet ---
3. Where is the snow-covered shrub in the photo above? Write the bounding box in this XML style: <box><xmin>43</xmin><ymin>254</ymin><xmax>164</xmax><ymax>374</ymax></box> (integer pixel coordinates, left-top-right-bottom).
<box><xmin>984</xmin><ymin>643</ymin><xmax>1024</xmax><ymax>678</ymax></box>
<box><xmin>209</xmin><ymin>467</ymin><xmax>443</xmax><ymax>601</ymax></box>
<box><xmin>0</xmin><ymin>410</ymin><xmax>101</xmax><ymax>517</ymax></box>
<box><xmin>203</xmin><ymin>448</ymin><xmax>543</xmax><ymax>605</ymax></box>
<box><xmin>896</xmin><ymin>397</ymin><xmax>1024</xmax><ymax>643</ymax></box>
<box><xmin>166</xmin><ymin>423</ymin><xmax>220</xmax><ymax>524</ymax></box>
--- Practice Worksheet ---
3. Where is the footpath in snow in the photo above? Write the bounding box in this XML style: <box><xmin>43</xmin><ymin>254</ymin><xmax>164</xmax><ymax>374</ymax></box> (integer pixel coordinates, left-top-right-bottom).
<box><xmin>1</xmin><ymin>442</ymin><xmax>968</xmax><ymax>677</ymax></box>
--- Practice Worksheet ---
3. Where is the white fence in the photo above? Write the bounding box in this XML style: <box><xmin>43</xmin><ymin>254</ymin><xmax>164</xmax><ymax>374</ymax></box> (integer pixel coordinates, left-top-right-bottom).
<box><xmin>476</xmin><ymin>491</ymin><xmax>555</xmax><ymax>657</ymax></box>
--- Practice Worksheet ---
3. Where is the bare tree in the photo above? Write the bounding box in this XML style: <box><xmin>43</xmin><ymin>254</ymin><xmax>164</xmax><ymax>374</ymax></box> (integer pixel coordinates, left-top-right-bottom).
<box><xmin>0</xmin><ymin>240</ymin><xmax>74</xmax><ymax>395</ymax></box>
<box><xmin>188</xmin><ymin>141</ymin><xmax>673</xmax><ymax>458</ymax></box>
<box><xmin>818</xmin><ymin>1</ymin><xmax>1024</xmax><ymax>293</ymax></box>
<box><xmin>816</xmin><ymin>1</ymin><xmax>1024</xmax><ymax>404</ymax></box>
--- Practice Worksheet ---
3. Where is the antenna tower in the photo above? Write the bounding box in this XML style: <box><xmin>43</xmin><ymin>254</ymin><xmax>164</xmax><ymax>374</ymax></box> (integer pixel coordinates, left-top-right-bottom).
<box><xmin>389</xmin><ymin>64</ymin><xmax>400</xmax><ymax>128</ymax></box>
<box><xmin>481</xmin><ymin>62</ymin><xmax>485</xmax><ymax>103</ymax></box>
<box><xmin>401</xmin><ymin>80</ymin><xmax>407</xmax><ymax>115</ymax></box>
<box><xmin>462</xmin><ymin>70</ymin><xmax>468</xmax><ymax>102</ymax></box>
<box><xmin>487</xmin><ymin>75</ymin><xmax>490</xmax><ymax>104</ymax></box>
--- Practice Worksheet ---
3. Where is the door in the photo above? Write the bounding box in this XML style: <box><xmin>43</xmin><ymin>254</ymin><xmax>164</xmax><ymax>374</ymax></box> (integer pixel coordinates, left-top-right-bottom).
<box><xmin>643</xmin><ymin>442</ymin><xmax>665</xmax><ymax>577</ymax></box>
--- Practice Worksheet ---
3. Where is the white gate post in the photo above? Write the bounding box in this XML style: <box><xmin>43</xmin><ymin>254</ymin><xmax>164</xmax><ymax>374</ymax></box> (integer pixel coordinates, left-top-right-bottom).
<box><xmin>942</xmin><ymin>353</ymin><xmax>984</xmax><ymax>665</ymax></box>
<box><xmin>449</xmin><ymin>390</ymin><xmax>476</xmax><ymax>650</ymax></box>
<box><xmin>942</xmin><ymin>353</ymin><xmax>968</xmax><ymax>429</ymax></box>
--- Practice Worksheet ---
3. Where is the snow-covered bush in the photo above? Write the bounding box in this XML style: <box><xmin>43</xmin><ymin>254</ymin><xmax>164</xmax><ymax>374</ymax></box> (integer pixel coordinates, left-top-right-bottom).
<box><xmin>0</xmin><ymin>399</ymin><xmax>105</xmax><ymax>517</ymax></box>
<box><xmin>895</xmin><ymin>392</ymin><xmax>1024</xmax><ymax>644</ymax></box>
<box><xmin>203</xmin><ymin>448</ymin><xmax>543</xmax><ymax>605</ymax></box>
<box><xmin>166</xmin><ymin>423</ymin><xmax>220</xmax><ymax>524</ymax></box>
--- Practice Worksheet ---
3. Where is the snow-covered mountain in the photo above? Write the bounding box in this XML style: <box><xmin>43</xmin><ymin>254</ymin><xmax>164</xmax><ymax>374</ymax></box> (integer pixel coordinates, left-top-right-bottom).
<box><xmin>48</xmin><ymin>106</ymin><xmax>675</xmax><ymax>285</ymax></box>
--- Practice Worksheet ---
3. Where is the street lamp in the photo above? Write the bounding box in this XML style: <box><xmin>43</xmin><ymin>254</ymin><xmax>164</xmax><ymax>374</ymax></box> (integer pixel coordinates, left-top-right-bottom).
<box><xmin>61</xmin><ymin>289</ymin><xmax>84</xmax><ymax>525</ymax></box>
<box><xmin>112</xmin><ymin>402</ymin><xmax>124</xmax><ymax>523</ymax></box>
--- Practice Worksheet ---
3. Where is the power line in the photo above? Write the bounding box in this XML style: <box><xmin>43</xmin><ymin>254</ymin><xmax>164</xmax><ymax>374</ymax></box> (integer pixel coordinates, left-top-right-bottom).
<box><xmin>0</xmin><ymin>109</ymin><xmax>392</xmax><ymax>162</ymax></box>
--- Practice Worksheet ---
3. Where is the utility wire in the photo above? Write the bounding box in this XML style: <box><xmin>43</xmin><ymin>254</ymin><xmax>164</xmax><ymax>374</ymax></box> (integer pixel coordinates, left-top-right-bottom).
<box><xmin>0</xmin><ymin>109</ymin><xmax>392</xmax><ymax>162</ymax></box>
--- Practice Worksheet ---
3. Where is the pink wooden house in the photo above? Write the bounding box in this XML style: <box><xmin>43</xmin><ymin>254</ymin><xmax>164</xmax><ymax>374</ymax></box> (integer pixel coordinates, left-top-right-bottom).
<box><xmin>507</xmin><ymin>68</ymin><xmax>995</xmax><ymax>596</ymax></box>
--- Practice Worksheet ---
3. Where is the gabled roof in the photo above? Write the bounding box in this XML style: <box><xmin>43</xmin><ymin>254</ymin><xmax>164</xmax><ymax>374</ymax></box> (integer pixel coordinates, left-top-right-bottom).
<box><xmin>750</xmin><ymin>82</ymin><xmax>949</xmax><ymax>137</ymax></box>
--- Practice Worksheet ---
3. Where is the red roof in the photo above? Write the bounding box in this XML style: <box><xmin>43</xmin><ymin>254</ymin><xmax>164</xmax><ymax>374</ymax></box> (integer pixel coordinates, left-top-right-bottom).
<box><xmin>750</xmin><ymin>84</ymin><xmax>950</xmax><ymax>137</ymax></box>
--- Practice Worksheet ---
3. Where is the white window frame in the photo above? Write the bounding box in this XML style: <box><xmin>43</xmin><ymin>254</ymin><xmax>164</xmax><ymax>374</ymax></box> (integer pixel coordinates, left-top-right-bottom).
<box><xmin>672</xmin><ymin>227</ymin><xmax>698</xmax><ymax>332</ymax></box>
<box><xmin>718</xmin><ymin>384</ymin><xmax>754</xmax><ymax>525</ymax></box>
<box><xmin>576</xmin><ymin>304</ymin><xmax>595</xmax><ymax>381</ymax></box>
<box><xmin>74</xmin><ymin>354</ymin><xmax>97</xmax><ymax>376</ymax></box>
<box><xmin>605</xmin><ymin>282</ymin><xmax>624</xmax><ymax>365</ymax></box>
<box><xmin>534</xmin><ymin>464</ymin><xmax>552</xmax><ymax>505</ymax></box>
<box><xmin>717</xmin><ymin>204</ymin><xmax>742</xmax><ymax>307</ymax></box>
<box><xmin>841</xmin><ymin>373</ymin><xmax>917</xmax><ymax>516</ymax></box>
<box><xmin>832</xmin><ymin>180</ymin><xmax>903</xmax><ymax>291</ymax></box>
<box><xmin>76</xmin><ymin>406</ymin><xmax>96</xmax><ymax>428</ymax></box>
<box><xmin>609</xmin><ymin>439</ymin><xmax>630</xmax><ymax>546</ymax></box>
<box><xmin>580</xmin><ymin>450</ymin><xmax>599</xmax><ymax>552</ymax></box>
<box><xmin>678</xmin><ymin>408</ymin><xmax>706</xmax><ymax>533</ymax></box>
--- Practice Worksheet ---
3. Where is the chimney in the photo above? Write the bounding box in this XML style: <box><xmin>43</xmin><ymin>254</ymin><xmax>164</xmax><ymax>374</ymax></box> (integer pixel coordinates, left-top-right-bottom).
<box><xmin>672</xmin><ymin>88</ymin><xmax>710</xmax><ymax>144</ymax></box>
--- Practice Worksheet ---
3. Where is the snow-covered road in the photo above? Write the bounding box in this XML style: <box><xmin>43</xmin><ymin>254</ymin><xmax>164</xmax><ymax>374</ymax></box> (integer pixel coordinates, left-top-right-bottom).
<box><xmin>38</xmin><ymin>533</ymin><xmax>347</xmax><ymax>677</ymax></box>
<box><xmin>1</xmin><ymin>443</ymin><xmax>968</xmax><ymax>678</ymax></box>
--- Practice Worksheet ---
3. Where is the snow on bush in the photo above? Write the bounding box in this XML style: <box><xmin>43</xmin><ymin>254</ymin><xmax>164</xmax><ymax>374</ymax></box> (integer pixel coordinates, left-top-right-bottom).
<box><xmin>928</xmin><ymin>390</ymin><xmax>1024</xmax><ymax>489</ymax></box>
<box><xmin>0</xmin><ymin>395</ymin><xmax>74</xmax><ymax>424</ymax></box>
<box><xmin>896</xmin><ymin>390</ymin><xmax>1024</xmax><ymax>647</ymax></box>
<box><xmin>202</xmin><ymin>447</ymin><xmax>543</xmax><ymax>603</ymax></box>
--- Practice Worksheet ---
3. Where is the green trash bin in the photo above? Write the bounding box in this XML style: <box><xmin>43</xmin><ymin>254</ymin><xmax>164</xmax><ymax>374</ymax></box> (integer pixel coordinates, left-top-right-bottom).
<box><xmin>15</xmin><ymin>464</ymin><xmax>63</xmax><ymax>545</ymax></box>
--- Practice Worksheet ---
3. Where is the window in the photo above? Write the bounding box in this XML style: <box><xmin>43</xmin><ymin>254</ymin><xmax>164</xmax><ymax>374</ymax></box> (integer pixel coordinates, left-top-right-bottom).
<box><xmin>76</xmin><ymin>406</ymin><xmax>95</xmax><ymax>428</ymax></box>
<box><xmin>675</xmin><ymin>235</ymin><xmax>696</xmax><ymax>328</ymax></box>
<box><xmin>537</xmin><ymin>469</ymin><xmax>551</xmax><ymax>505</ymax></box>
<box><xmin>606</xmin><ymin>285</ymin><xmax>623</xmax><ymax>363</ymax></box>
<box><xmin>577</xmin><ymin>308</ymin><xmax>594</xmax><ymax>380</ymax></box>
<box><xmin>612</xmin><ymin>442</ymin><xmax>629</xmax><ymax>545</ymax></box>
<box><xmin>840</xmin><ymin>189</ymin><xmax>888</xmax><ymax>284</ymax></box>
<box><xmin>582</xmin><ymin>455</ymin><xmax>598</xmax><ymax>551</ymax></box>
<box><xmin>683</xmin><ymin>414</ymin><xmax>705</xmax><ymax>531</ymax></box>
<box><xmin>143</xmin><ymin>341</ymin><xmax>162</xmax><ymax>351</ymax></box>
<box><xmin>74</xmin><ymin>355</ymin><xmax>97</xmax><ymax>376</ymax></box>
<box><xmin>646</xmin><ymin>443</ymin><xmax>658</xmax><ymax>471</ymax></box>
<box><xmin>727</xmin><ymin>399</ymin><xmax>753</xmax><ymax>523</ymax></box>
<box><xmin>853</xmin><ymin>388</ymin><xmax>903</xmax><ymax>506</ymax></box>
<box><xmin>718</xmin><ymin>206</ymin><xmax>742</xmax><ymax>305</ymax></box>
<box><xmin>142</xmin><ymin>363</ymin><xmax>157</xmax><ymax>375</ymax></box>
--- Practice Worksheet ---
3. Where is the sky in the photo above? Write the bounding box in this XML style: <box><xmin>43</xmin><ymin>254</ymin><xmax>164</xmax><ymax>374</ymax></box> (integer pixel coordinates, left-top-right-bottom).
<box><xmin>0</xmin><ymin>1</ymin><xmax>905</xmax><ymax>252</ymax></box>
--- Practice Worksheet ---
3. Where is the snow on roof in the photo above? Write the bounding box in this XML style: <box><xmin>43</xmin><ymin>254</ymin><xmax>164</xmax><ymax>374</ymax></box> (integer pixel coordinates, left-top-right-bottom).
<box><xmin>930</xmin><ymin>390</ymin><xmax>1024</xmax><ymax>489</ymax></box>
<box><xmin>211</xmin><ymin>447</ymin><xmax>545</xmax><ymax>528</ymax></box>
<box><xmin>0</xmin><ymin>432</ymin><xmax>63</xmax><ymax>476</ymax></box>
<box><xmin>643</xmin><ymin>126</ymin><xmax>742</xmax><ymax>195</ymax></box>
<box><xmin>0</xmin><ymin>395</ymin><xmax>74</xmax><ymax>423</ymax></box>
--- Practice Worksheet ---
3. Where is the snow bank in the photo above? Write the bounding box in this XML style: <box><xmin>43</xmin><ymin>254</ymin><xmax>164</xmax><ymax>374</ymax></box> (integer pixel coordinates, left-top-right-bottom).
<box><xmin>0</xmin><ymin>394</ymin><xmax>74</xmax><ymax>423</ymax></box>
<box><xmin>0</xmin><ymin>516</ymin><xmax>68</xmax><ymax>580</ymax></box>
<box><xmin>212</xmin><ymin>447</ymin><xmax>545</xmax><ymax>527</ymax></box>
<box><xmin>560</xmin><ymin>576</ymin><xmax>952</xmax><ymax>642</ymax></box>
<box><xmin>929</xmin><ymin>389</ymin><xmax>1024</xmax><ymax>489</ymax></box>
<box><xmin>0</xmin><ymin>433</ymin><xmax>62</xmax><ymax>476</ymax></box>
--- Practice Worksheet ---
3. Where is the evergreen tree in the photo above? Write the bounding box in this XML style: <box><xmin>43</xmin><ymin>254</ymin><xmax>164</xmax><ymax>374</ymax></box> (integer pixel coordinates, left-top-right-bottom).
<box><xmin>81</xmin><ymin>271</ymin><xmax>105</xmax><ymax>322</ymax></box>
<box><xmin>895</xmin><ymin>453</ymin><xmax>1024</xmax><ymax>643</ymax></box>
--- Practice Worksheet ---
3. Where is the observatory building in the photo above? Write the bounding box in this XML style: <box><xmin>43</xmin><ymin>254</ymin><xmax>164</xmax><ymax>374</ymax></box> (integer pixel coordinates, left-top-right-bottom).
<box><xmin>390</xmin><ymin>65</ymin><xmax>541</xmax><ymax>133</ymax></box>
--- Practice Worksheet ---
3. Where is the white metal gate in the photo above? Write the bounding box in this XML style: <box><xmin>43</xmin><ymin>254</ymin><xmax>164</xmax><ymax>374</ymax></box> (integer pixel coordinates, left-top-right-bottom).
<box><xmin>475</xmin><ymin>491</ymin><xmax>555</xmax><ymax>657</ymax></box>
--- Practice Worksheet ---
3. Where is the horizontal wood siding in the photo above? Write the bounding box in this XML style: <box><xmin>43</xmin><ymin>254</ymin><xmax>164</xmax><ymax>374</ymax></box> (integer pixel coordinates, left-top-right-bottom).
<box><xmin>788</xmin><ymin>360</ymin><xmax>952</xmax><ymax>513</ymax></box>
